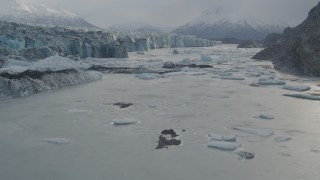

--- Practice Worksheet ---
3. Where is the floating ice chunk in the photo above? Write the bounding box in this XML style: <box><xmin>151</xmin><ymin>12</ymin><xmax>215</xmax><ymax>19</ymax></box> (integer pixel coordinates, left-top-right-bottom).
<box><xmin>275</xmin><ymin>136</ymin><xmax>291</xmax><ymax>142</ymax></box>
<box><xmin>232</xmin><ymin>127</ymin><xmax>274</xmax><ymax>137</ymax></box>
<box><xmin>68</xmin><ymin>109</ymin><xmax>90</xmax><ymax>113</ymax></box>
<box><xmin>207</xmin><ymin>142</ymin><xmax>239</xmax><ymax>150</ymax></box>
<box><xmin>216</xmin><ymin>72</ymin><xmax>232</xmax><ymax>76</ymax></box>
<box><xmin>246</xmin><ymin>72</ymin><xmax>261</xmax><ymax>77</ymax></box>
<box><xmin>222</xmin><ymin>135</ymin><xmax>237</xmax><ymax>142</ymax></box>
<box><xmin>201</xmin><ymin>55</ymin><xmax>212</xmax><ymax>62</ymax></box>
<box><xmin>282</xmin><ymin>85</ymin><xmax>311</xmax><ymax>92</ymax></box>
<box><xmin>208</xmin><ymin>133</ymin><xmax>237</xmax><ymax>142</ymax></box>
<box><xmin>254</xmin><ymin>114</ymin><xmax>275</xmax><ymax>120</ymax></box>
<box><xmin>208</xmin><ymin>133</ymin><xmax>223</xmax><ymax>141</ymax></box>
<box><xmin>283</xmin><ymin>94</ymin><xmax>320</xmax><ymax>101</ymax></box>
<box><xmin>258</xmin><ymin>78</ymin><xmax>286</xmax><ymax>85</ymax></box>
<box><xmin>220</xmin><ymin>76</ymin><xmax>245</xmax><ymax>80</ymax></box>
<box><xmin>112</xmin><ymin>118</ymin><xmax>139</xmax><ymax>126</ymax></box>
<box><xmin>44</xmin><ymin>138</ymin><xmax>71</xmax><ymax>145</ymax></box>
<box><xmin>181</xmin><ymin>58</ymin><xmax>191</xmax><ymax>64</ymax></box>
<box><xmin>135</xmin><ymin>73</ymin><xmax>161</xmax><ymax>80</ymax></box>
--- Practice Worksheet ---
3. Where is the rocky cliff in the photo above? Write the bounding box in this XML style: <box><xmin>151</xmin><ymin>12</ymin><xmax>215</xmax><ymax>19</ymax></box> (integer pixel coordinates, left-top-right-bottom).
<box><xmin>253</xmin><ymin>2</ymin><xmax>320</xmax><ymax>76</ymax></box>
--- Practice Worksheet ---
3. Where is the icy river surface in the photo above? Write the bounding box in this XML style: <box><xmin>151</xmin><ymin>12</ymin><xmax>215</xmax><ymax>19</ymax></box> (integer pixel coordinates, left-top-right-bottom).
<box><xmin>1</xmin><ymin>45</ymin><xmax>320</xmax><ymax>180</ymax></box>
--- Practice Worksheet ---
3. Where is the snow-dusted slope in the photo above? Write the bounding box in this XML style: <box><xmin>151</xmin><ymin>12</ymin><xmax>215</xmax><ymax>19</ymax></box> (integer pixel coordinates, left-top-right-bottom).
<box><xmin>0</xmin><ymin>0</ymin><xmax>96</xmax><ymax>28</ymax></box>
<box><xmin>110</xmin><ymin>21</ymin><xmax>160</xmax><ymax>32</ymax></box>
<box><xmin>174</xmin><ymin>8</ymin><xmax>287</xmax><ymax>41</ymax></box>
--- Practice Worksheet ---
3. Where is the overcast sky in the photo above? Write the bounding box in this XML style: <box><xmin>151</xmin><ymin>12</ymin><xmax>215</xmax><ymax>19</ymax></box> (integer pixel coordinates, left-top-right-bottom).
<box><xmin>2</xmin><ymin>0</ymin><xmax>320</xmax><ymax>28</ymax></box>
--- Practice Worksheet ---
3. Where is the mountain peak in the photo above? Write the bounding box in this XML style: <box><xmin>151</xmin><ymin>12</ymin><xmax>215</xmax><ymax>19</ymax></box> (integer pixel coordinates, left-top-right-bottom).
<box><xmin>0</xmin><ymin>0</ymin><xmax>96</xmax><ymax>28</ymax></box>
<box><xmin>174</xmin><ymin>7</ymin><xmax>287</xmax><ymax>41</ymax></box>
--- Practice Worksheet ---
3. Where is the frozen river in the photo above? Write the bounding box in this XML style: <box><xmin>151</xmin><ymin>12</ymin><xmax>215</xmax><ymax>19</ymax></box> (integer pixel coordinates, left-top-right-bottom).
<box><xmin>1</xmin><ymin>45</ymin><xmax>320</xmax><ymax>180</ymax></box>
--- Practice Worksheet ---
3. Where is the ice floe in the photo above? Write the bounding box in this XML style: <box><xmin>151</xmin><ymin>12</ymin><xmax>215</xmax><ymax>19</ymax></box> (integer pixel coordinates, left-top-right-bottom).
<box><xmin>208</xmin><ymin>133</ymin><xmax>237</xmax><ymax>142</ymax></box>
<box><xmin>231</xmin><ymin>127</ymin><xmax>274</xmax><ymax>137</ymax></box>
<box><xmin>258</xmin><ymin>77</ymin><xmax>286</xmax><ymax>85</ymax></box>
<box><xmin>112</xmin><ymin>118</ymin><xmax>139</xmax><ymax>126</ymax></box>
<box><xmin>207</xmin><ymin>141</ymin><xmax>240</xmax><ymax>150</ymax></box>
<box><xmin>282</xmin><ymin>85</ymin><xmax>311</xmax><ymax>92</ymax></box>
<box><xmin>135</xmin><ymin>73</ymin><xmax>162</xmax><ymax>80</ymax></box>
<box><xmin>43</xmin><ymin>138</ymin><xmax>71</xmax><ymax>145</ymax></box>
<box><xmin>283</xmin><ymin>94</ymin><xmax>320</xmax><ymax>101</ymax></box>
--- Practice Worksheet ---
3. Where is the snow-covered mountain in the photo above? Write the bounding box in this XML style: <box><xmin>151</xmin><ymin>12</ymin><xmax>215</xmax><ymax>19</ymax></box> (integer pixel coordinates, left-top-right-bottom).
<box><xmin>0</xmin><ymin>0</ymin><xmax>96</xmax><ymax>28</ymax></box>
<box><xmin>174</xmin><ymin>8</ymin><xmax>287</xmax><ymax>41</ymax></box>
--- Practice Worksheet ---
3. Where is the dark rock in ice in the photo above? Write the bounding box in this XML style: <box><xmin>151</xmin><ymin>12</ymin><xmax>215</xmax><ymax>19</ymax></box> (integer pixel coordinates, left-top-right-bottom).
<box><xmin>237</xmin><ymin>40</ymin><xmax>261</xmax><ymax>48</ymax></box>
<box><xmin>197</xmin><ymin>64</ymin><xmax>213</xmax><ymax>68</ymax></box>
<box><xmin>283</xmin><ymin>93</ymin><xmax>320</xmax><ymax>100</ymax></box>
<box><xmin>163</xmin><ymin>62</ymin><xmax>177</xmax><ymax>69</ymax></box>
<box><xmin>44</xmin><ymin>138</ymin><xmax>71</xmax><ymax>145</ymax></box>
<box><xmin>163</xmin><ymin>62</ymin><xmax>213</xmax><ymax>69</ymax></box>
<box><xmin>156</xmin><ymin>136</ymin><xmax>182</xmax><ymax>149</ymax></box>
<box><xmin>173</xmin><ymin>49</ymin><xmax>179</xmax><ymax>54</ymax></box>
<box><xmin>113</xmin><ymin>102</ymin><xmax>133</xmax><ymax>109</ymax></box>
<box><xmin>220</xmin><ymin>76</ymin><xmax>245</xmax><ymax>80</ymax></box>
<box><xmin>88</xmin><ymin>65</ymin><xmax>155</xmax><ymax>74</ymax></box>
<box><xmin>282</xmin><ymin>85</ymin><xmax>311</xmax><ymax>92</ymax></box>
<box><xmin>161</xmin><ymin>129</ymin><xmax>178</xmax><ymax>138</ymax></box>
<box><xmin>235</xmin><ymin>151</ymin><xmax>255</xmax><ymax>160</ymax></box>
<box><xmin>156</xmin><ymin>129</ymin><xmax>181</xmax><ymax>149</ymax></box>
<box><xmin>254</xmin><ymin>114</ymin><xmax>275</xmax><ymax>120</ymax></box>
<box><xmin>275</xmin><ymin>136</ymin><xmax>292</xmax><ymax>142</ymax></box>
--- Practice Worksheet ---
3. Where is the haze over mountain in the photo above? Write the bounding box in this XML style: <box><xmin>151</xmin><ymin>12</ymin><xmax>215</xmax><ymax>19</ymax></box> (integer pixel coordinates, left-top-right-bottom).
<box><xmin>0</xmin><ymin>0</ymin><xmax>96</xmax><ymax>28</ymax></box>
<box><xmin>173</xmin><ymin>7</ymin><xmax>287</xmax><ymax>41</ymax></box>
<box><xmin>0</xmin><ymin>0</ymin><xmax>317</xmax><ymax>29</ymax></box>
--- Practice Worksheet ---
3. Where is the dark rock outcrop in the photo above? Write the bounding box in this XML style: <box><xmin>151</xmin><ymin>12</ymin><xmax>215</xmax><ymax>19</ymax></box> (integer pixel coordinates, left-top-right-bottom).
<box><xmin>253</xmin><ymin>2</ymin><xmax>320</xmax><ymax>76</ymax></box>
<box><xmin>237</xmin><ymin>40</ymin><xmax>261</xmax><ymax>48</ymax></box>
<box><xmin>156</xmin><ymin>129</ymin><xmax>181</xmax><ymax>149</ymax></box>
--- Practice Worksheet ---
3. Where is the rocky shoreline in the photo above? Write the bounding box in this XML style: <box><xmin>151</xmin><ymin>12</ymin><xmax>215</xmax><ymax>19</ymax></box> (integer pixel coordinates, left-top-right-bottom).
<box><xmin>252</xmin><ymin>2</ymin><xmax>320</xmax><ymax>76</ymax></box>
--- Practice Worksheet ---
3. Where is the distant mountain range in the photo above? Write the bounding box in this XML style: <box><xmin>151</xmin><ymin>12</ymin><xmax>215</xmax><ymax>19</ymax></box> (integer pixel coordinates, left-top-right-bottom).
<box><xmin>0</xmin><ymin>0</ymin><xmax>96</xmax><ymax>28</ymax></box>
<box><xmin>109</xmin><ymin>21</ymin><xmax>175</xmax><ymax>33</ymax></box>
<box><xmin>173</xmin><ymin>8</ymin><xmax>287</xmax><ymax>41</ymax></box>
